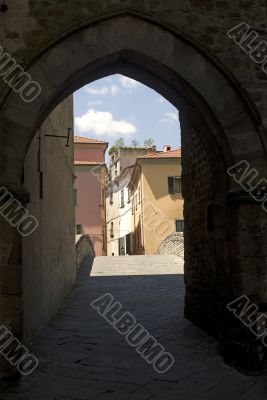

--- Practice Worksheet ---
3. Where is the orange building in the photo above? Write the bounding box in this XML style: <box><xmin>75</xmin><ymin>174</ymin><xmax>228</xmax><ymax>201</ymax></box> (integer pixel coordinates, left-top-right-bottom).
<box><xmin>129</xmin><ymin>145</ymin><xmax>183</xmax><ymax>255</ymax></box>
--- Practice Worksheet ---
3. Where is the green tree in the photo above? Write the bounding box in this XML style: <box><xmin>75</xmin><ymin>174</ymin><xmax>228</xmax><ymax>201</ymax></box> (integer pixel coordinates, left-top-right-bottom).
<box><xmin>144</xmin><ymin>138</ymin><xmax>155</xmax><ymax>148</ymax></box>
<box><xmin>115</xmin><ymin>137</ymin><xmax>125</xmax><ymax>147</ymax></box>
<box><xmin>131</xmin><ymin>139</ymin><xmax>139</xmax><ymax>147</ymax></box>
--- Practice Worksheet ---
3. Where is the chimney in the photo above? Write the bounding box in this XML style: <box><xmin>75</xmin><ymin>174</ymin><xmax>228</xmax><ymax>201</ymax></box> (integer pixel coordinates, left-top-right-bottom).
<box><xmin>163</xmin><ymin>144</ymin><xmax>171</xmax><ymax>152</ymax></box>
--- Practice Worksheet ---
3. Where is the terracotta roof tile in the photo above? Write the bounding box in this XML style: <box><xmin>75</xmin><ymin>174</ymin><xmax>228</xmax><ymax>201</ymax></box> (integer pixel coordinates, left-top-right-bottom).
<box><xmin>74</xmin><ymin>135</ymin><xmax>108</xmax><ymax>144</ymax></box>
<box><xmin>138</xmin><ymin>148</ymin><xmax>181</xmax><ymax>159</ymax></box>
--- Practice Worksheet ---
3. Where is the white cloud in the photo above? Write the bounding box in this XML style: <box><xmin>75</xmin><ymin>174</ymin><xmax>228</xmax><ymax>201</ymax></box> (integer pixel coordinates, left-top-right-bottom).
<box><xmin>84</xmin><ymin>86</ymin><xmax>109</xmax><ymax>95</ymax></box>
<box><xmin>165</xmin><ymin>112</ymin><xmax>178</xmax><ymax>121</ymax></box>
<box><xmin>84</xmin><ymin>85</ymin><xmax>120</xmax><ymax>96</ymax></box>
<box><xmin>83</xmin><ymin>75</ymin><xmax>140</xmax><ymax>97</ymax></box>
<box><xmin>110</xmin><ymin>85</ymin><xmax>120</xmax><ymax>95</ymax></box>
<box><xmin>75</xmin><ymin>109</ymin><xmax>137</xmax><ymax>137</ymax></box>
<box><xmin>158</xmin><ymin>96</ymin><xmax>166</xmax><ymax>103</ymax></box>
<box><xmin>161</xmin><ymin>112</ymin><xmax>179</xmax><ymax>124</ymax></box>
<box><xmin>118</xmin><ymin>75</ymin><xmax>140</xmax><ymax>89</ymax></box>
<box><xmin>103</xmin><ymin>77</ymin><xmax>113</xmax><ymax>83</ymax></box>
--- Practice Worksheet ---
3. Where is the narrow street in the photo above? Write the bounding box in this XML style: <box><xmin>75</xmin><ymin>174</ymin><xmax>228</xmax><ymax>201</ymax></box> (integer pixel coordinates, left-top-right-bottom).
<box><xmin>2</xmin><ymin>256</ymin><xmax>267</xmax><ymax>400</ymax></box>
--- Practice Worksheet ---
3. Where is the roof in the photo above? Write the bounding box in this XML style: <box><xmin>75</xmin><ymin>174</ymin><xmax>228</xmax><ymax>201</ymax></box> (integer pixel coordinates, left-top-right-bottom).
<box><xmin>74</xmin><ymin>161</ymin><xmax>106</xmax><ymax>165</ymax></box>
<box><xmin>128</xmin><ymin>148</ymin><xmax>181</xmax><ymax>188</ymax></box>
<box><xmin>74</xmin><ymin>135</ymin><xmax>108</xmax><ymax>145</ymax></box>
<box><xmin>137</xmin><ymin>148</ymin><xmax>181</xmax><ymax>159</ymax></box>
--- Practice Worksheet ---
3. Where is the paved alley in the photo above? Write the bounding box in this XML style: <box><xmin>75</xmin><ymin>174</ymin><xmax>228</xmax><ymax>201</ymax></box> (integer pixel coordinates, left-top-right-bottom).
<box><xmin>2</xmin><ymin>256</ymin><xmax>267</xmax><ymax>400</ymax></box>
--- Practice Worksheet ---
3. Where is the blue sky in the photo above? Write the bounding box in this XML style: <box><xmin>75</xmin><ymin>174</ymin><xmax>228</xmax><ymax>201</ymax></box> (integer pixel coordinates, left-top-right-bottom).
<box><xmin>74</xmin><ymin>74</ymin><xmax>181</xmax><ymax>152</ymax></box>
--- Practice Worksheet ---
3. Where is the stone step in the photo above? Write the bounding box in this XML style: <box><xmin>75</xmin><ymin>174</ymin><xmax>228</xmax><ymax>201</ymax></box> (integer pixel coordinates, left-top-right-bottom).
<box><xmin>92</xmin><ymin>257</ymin><xmax>182</xmax><ymax>263</ymax></box>
<box><xmin>90</xmin><ymin>255</ymin><xmax>184</xmax><ymax>276</ymax></box>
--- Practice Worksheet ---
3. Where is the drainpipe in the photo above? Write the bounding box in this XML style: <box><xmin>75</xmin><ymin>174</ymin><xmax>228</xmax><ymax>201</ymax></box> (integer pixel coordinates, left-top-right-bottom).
<box><xmin>140</xmin><ymin>166</ymin><xmax>145</xmax><ymax>255</ymax></box>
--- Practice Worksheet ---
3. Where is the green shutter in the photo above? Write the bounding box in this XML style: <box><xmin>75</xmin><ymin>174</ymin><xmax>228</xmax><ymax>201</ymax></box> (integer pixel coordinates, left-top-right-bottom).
<box><xmin>168</xmin><ymin>177</ymin><xmax>174</xmax><ymax>194</ymax></box>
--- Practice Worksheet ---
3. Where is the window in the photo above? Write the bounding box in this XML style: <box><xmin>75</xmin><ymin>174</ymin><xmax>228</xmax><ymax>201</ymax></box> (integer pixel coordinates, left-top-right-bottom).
<box><xmin>101</xmin><ymin>189</ymin><xmax>105</xmax><ymax>208</ymax></box>
<box><xmin>74</xmin><ymin>188</ymin><xmax>77</xmax><ymax>206</ymax></box>
<box><xmin>168</xmin><ymin>177</ymin><xmax>182</xmax><ymax>194</ymax></box>
<box><xmin>175</xmin><ymin>219</ymin><xmax>184</xmax><ymax>232</ymax></box>
<box><xmin>127</xmin><ymin>188</ymin><xmax>131</xmax><ymax>203</ymax></box>
<box><xmin>110</xmin><ymin>222</ymin><xmax>114</xmax><ymax>238</ymax></box>
<box><xmin>39</xmin><ymin>171</ymin><xmax>43</xmax><ymax>200</ymax></box>
<box><xmin>110</xmin><ymin>188</ymin><xmax>113</xmax><ymax>205</ymax></box>
<box><xmin>76</xmin><ymin>224</ymin><xmax>82</xmax><ymax>234</ymax></box>
<box><xmin>115</xmin><ymin>161</ymin><xmax>118</xmax><ymax>176</ymax></box>
<box><xmin>120</xmin><ymin>189</ymin><xmax>125</xmax><ymax>207</ymax></box>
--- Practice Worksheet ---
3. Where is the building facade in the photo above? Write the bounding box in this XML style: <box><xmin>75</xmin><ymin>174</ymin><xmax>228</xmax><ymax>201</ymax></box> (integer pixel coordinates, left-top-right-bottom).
<box><xmin>74</xmin><ymin>136</ymin><xmax>108</xmax><ymax>256</ymax></box>
<box><xmin>129</xmin><ymin>145</ymin><xmax>184</xmax><ymax>255</ymax></box>
<box><xmin>23</xmin><ymin>96</ymin><xmax>76</xmax><ymax>342</ymax></box>
<box><xmin>106</xmin><ymin>147</ymin><xmax>151</xmax><ymax>256</ymax></box>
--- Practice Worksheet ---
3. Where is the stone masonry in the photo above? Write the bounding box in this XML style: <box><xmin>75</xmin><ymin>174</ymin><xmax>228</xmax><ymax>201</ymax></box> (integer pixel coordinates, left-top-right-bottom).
<box><xmin>157</xmin><ymin>233</ymin><xmax>184</xmax><ymax>259</ymax></box>
<box><xmin>0</xmin><ymin>0</ymin><xmax>266</xmax><ymax>377</ymax></box>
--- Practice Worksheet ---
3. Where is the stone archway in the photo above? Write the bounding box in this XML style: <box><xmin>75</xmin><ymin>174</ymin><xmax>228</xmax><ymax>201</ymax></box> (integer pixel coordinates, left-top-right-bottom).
<box><xmin>0</xmin><ymin>11</ymin><xmax>266</xmax><ymax>376</ymax></box>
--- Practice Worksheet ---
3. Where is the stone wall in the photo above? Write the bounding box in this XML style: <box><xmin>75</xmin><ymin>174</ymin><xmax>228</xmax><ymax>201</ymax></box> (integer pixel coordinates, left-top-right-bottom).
<box><xmin>181</xmin><ymin>112</ymin><xmax>267</xmax><ymax>372</ymax></box>
<box><xmin>181</xmin><ymin>115</ymin><xmax>218</xmax><ymax>331</ymax></box>
<box><xmin>0</xmin><ymin>0</ymin><xmax>266</xmax><ymax>375</ymax></box>
<box><xmin>223</xmin><ymin>199</ymin><xmax>267</xmax><ymax>372</ymax></box>
<box><xmin>157</xmin><ymin>233</ymin><xmax>184</xmax><ymax>259</ymax></box>
<box><xmin>0</xmin><ymin>0</ymin><xmax>266</xmax><ymax>135</ymax></box>
<box><xmin>76</xmin><ymin>234</ymin><xmax>95</xmax><ymax>268</ymax></box>
<box><xmin>22</xmin><ymin>96</ymin><xmax>76</xmax><ymax>344</ymax></box>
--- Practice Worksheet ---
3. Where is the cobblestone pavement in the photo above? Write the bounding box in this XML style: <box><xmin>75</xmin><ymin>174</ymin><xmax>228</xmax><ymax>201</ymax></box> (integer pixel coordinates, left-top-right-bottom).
<box><xmin>2</xmin><ymin>256</ymin><xmax>267</xmax><ymax>400</ymax></box>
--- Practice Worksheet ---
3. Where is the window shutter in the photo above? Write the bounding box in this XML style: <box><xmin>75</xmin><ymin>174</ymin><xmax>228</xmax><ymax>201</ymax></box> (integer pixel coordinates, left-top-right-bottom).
<box><xmin>110</xmin><ymin>222</ymin><xmax>114</xmax><ymax>238</ymax></box>
<box><xmin>175</xmin><ymin>220</ymin><xmax>184</xmax><ymax>232</ymax></box>
<box><xmin>168</xmin><ymin>177</ymin><xmax>174</xmax><ymax>194</ymax></box>
<box><xmin>175</xmin><ymin>177</ymin><xmax>182</xmax><ymax>194</ymax></box>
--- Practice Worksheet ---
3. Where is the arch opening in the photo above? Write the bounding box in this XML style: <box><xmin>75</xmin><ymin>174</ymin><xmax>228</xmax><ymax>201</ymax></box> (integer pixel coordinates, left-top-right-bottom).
<box><xmin>0</xmin><ymin>12</ymin><xmax>266</xmax><ymax>379</ymax></box>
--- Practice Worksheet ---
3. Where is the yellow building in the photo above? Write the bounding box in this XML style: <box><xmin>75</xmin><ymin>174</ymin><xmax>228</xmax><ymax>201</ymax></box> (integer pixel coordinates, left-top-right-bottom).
<box><xmin>129</xmin><ymin>145</ymin><xmax>183</xmax><ymax>255</ymax></box>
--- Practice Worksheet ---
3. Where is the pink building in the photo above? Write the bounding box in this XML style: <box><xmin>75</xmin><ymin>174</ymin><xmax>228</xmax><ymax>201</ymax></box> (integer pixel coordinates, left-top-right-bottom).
<box><xmin>74</xmin><ymin>136</ymin><xmax>108</xmax><ymax>256</ymax></box>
